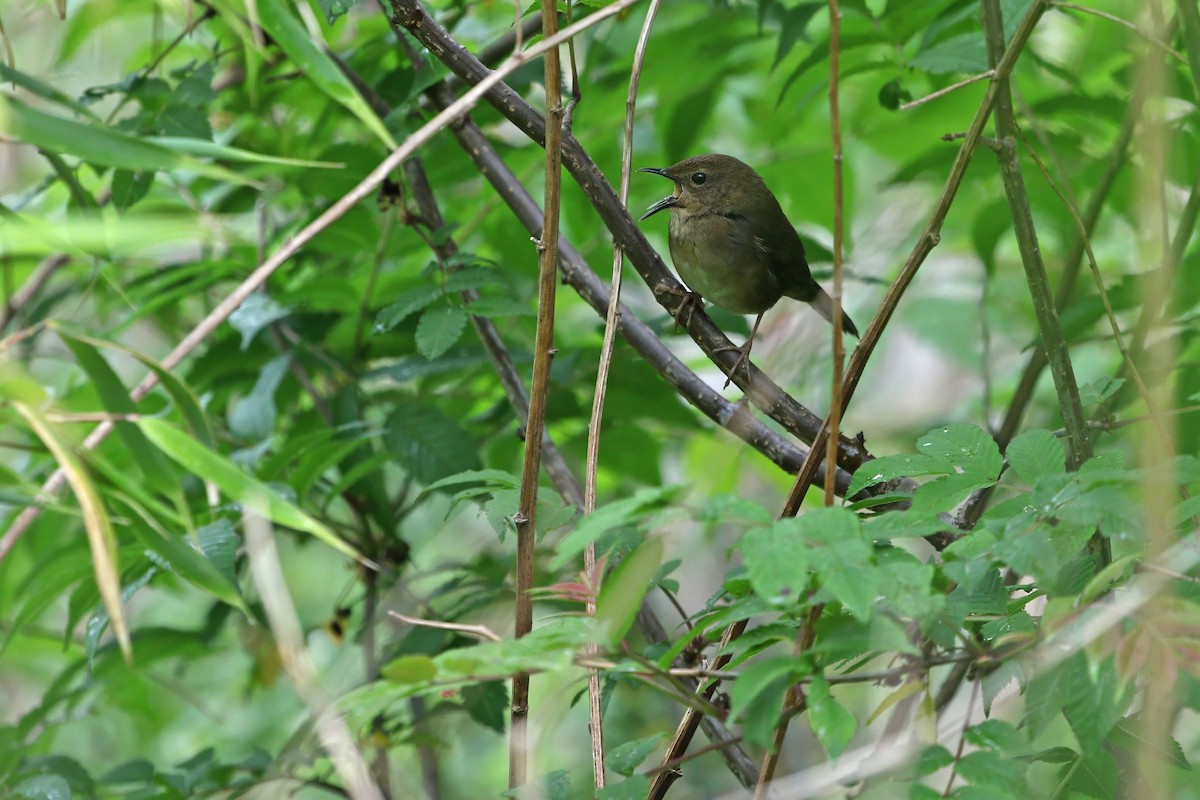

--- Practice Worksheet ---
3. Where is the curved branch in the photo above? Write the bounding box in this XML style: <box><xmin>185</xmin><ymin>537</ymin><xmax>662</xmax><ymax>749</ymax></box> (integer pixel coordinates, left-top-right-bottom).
<box><xmin>387</xmin><ymin>0</ymin><xmax>874</xmax><ymax>477</ymax></box>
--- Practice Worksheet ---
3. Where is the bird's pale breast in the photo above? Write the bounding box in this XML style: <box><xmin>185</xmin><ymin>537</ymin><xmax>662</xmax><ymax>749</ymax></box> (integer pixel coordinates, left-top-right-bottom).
<box><xmin>668</xmin><ymin>211</ymin><xmax>781</xmax><ymax>315</ymax></box>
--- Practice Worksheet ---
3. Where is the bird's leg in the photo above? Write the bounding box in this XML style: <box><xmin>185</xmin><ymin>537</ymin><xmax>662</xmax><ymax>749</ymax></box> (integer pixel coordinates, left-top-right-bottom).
<box><xmin>717</xmin><ymin>311</ymin><xmax>765</xmax><ymax>389</ymax></box>
<box><xmin>653</xmin><ymin>283</ymin><xmax>704</xmax><ymax>331</ymax></box>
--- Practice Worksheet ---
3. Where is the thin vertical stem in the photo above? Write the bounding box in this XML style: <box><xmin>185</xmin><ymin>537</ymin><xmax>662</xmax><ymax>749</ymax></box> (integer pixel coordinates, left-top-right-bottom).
<box><xmin>823</xmin><ymin>0</ymin><xmax>846</xmax><ymax>505</ymax></box>
<box><xmin>581</xmin><ymin>0</ymin><xmax>665</xmax><ymax>790</ymax></box>
<box><xmin>510</xmin><ymin>0</ymin><xmax>565</xmax><ymax>788</ymax></box>
<box><xmin>979</xmin><ymin>0</ymin><xmax>1102</xmax><ymax>564</ymax></box>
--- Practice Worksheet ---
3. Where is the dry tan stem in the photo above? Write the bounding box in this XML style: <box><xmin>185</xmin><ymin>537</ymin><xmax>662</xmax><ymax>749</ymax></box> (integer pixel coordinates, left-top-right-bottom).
<box><xmin>244</xmin><ymin>512</ymin><xmax>384</xmax><ymax>800</ymax></box>
<box><xmin>389</xmin><ymin>610</ymin><xmax>502</xmax><ymax>642</ymax></box>
<box><xmin>899</xmin><ymin>70</ymin><xmax>995</xmax><ymax>111</ymax></box>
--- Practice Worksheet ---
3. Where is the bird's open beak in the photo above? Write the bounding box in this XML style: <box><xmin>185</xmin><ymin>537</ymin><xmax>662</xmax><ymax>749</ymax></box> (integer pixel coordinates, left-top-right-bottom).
<box><xmin>638</xmin><ymin>167</ymin><xmax>680</xmax><ymax>220</ymax></box>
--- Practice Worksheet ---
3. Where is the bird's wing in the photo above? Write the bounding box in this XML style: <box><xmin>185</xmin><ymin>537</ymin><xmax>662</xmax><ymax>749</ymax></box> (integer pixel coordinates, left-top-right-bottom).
<box><xmin>742</xmin><ymin>206</ymin><xmax>820</xmax><ymax>303</ymax></box>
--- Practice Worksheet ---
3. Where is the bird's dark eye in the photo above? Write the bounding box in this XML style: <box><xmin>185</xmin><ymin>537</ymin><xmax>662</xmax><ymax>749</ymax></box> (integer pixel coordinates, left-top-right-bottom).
<box><xmin>690</xmin><ymin>172</ymin><xmax>707</xmax><ymax>185</ymax></box>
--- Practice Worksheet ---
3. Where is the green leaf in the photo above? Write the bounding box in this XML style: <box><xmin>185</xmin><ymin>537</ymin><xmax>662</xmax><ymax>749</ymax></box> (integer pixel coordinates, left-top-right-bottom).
<box><xmin>122</xmin><ymin>511</ymin><xmax>247</xmax><ymax>613</ymax></box>
<box><xmin>847</xmin><ymin>453</ymin><xmax>951</xmax><ymax>496</ymax></box>
<box><xmin>1006</xmin><ymin>429</ymin><xmax>1064</xmax><ymax>483</ymax></box>
<box><xmin>916</xmin><ymin>424</ymin><xmax>1003</xmax><ymax>483</ymax></box>
<box><xmin>1061</xmin><ymin>656</ymin><xmax>1127</xmax><ymax>758</ymax></box>
<box><xmin>228</xmin><ymin>356</ymin><xmax>290</xmax><ymax>441</ymax></box>
<box><xmin>964</xmin><ymin>719</ymin><xmax>1027</xmax><ymax>753</ymax></box>
<box><xmin>551</xmin><ymin>487</ymin><xmax>677</xmax><ymax>569</ymax></box>
<box><xmin>158</xmin><ymin>104</ymin><xmax>212</xmax><ymax>139</ymax></box>
<box><xmin>742</xmin><ymin>523</ymin><xmax>810</xmax><ymax>607</ymax></box>
<box><xmin>728</xmin><ymin>655</ymin><xmax>805</xmax><ymax>749</ymax></box>
<box><xmin>319</xmin><ymin>0</ymin><xmax>360</xmax><ymax>24</ymax></box>
<box><xmin>0</xmin><ymin>95</ymin><xmax>254</xmax><ymax>185</ymax></box>
<box><xmin>1078</xmin><ymin>375</ymin><xmax>1125</xmax><ymax>406</ymax></box>
<box><xmin>148</xmin><ymin>137</ymin><xmax>343</xmax><ymax>168</ymax></box>
<box><xmin>137</xmin><ymin>419</ymin><xmax>369</xmax><ymax>565</ymax></box>
<box><xmin>13</xmin><ymin>404</ymin><xmax>131</xmax><ymax>662</ymax></box>
<box><xmin>58</xmin><ymin>332</ymin><xmax>176</xmax><ymax>497</ymax></box>
<box><xmin>807</xmin><ymin>675</ymin><xmax>856</xmax><ymax>758</ymax></box>
<box><xmin>415</xmin><ymin>307</ymin><xmax>468</xmax><ymax>360</ymax></box>
<box><xmin>228</xmin><ymin>293</ymin><xmax>292</xmax><ymax>350</ymax></box>
<box><xmin>374</xmin><ymin>287</ymin><xmax>444</xmax><ymax>333</ymax></box>
<box><xmin>197</xmin><ymin>520</ymin><xmax>240</xmax><ymax>587</ymax></box>
<box><xmin>771</xmin><ymin>3</ymin><xmax>822</xmax><ymax>69</ymax></box>
<box><xmin>596</xmin><ymin>775</ymin><xmax>650</xmax><ymax>800</ymax></box>
<box><xmin>254</xmin><ymin>0</ymin><xmax>396</xmax><ymax>149</ymax></box>
<box><xmin>463</xmin><ymin>681</ymin><xmax>508</xmax><ymax>733</ymax></box>
<box><xmin>595</xmin><ymin>538</ymin><xmax>663</xmax><ymax>647</ymax></box>
<box><xmin>909</xmin><ymin>33</ymin><xmax>988</xmax><ymax>74</ymax></box>
<box><xmin>111</xmin><ymin>169</ymin><xmax>155</xmax><ymax>211</ymax></box>
<box><xmin>1107</xmin><ymin>718</ymin><xmax>1191</xmax><ymax>770</ymax></box>
<box><xmin>381</xmin><ymin>654</ymin><xmax>437</xmax><ymax>683</ymax></box>
<box><xmin>385</xmin><ymin>404</ymin><xmax>483</xmax><ymax>485</ymax></box>
<box><xmin>605</xmin><ymin>733</ymin><xmax>664</xmax><ymax>777</ymax></box>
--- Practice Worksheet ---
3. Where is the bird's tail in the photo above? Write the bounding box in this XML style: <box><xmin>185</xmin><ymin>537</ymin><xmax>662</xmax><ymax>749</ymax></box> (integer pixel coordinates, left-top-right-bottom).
<box><xmin>809</xmin><ymin>287</ymin><xmax>859</xmax><ymax>338</ymax></box>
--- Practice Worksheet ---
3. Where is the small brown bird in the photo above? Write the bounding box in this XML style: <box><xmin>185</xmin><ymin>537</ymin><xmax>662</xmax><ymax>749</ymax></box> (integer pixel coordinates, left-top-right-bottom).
<box><xmin>639</xmin><ymin>153</ymin><xmax>857</xmax><ymax>382</ymax></box>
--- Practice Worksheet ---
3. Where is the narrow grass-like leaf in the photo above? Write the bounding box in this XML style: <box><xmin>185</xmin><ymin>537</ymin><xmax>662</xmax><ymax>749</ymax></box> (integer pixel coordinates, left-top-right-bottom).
<box><xmin>148</xmin><ymin>137</ymin><xmax>343</xmax><ymax>168</ymax></box>
<box><xmin>254</xmin><ymin>0</ymin><xmax>396</xmax><ymax>149</ymax></box>
<box><xmin>137</xmin><ymin>419</ymin><xmax>370</xmax><ymax>566</ymax></box>
<box><xmin>13</xmin><ymin>403</ymin><xmax>132</xmax><ymax>662</ymax></box>
<box><xmin>0</xmin><ymin>95</ymin><xmax>255</xmax><ymax>185</ymax></box>
<box><xmin>50</xmin><ymin>323</ymin><xmax>214</xmax><ymax>446</ymax></box>
<box><xmin>58</xmin><ymin>333</ymin><xmax>175</xmax><ymax>497</ymax></box>
<box><xmin>110</xmin><ymin>494</ymin><xmax>247</xmax><ymax>613</ymax></box>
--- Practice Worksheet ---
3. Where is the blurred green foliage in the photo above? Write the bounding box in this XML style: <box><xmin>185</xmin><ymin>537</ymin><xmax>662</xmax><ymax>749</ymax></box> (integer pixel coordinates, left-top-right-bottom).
<box><xmin>2</xmin><ymin>0</ymin><xmax>1199</xmax><ymax>797</ymax></box>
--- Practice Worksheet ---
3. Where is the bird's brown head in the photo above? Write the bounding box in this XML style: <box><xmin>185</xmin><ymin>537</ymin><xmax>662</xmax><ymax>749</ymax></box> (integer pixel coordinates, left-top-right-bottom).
<box><xmin>638</xmin><ymin>154</ymin><xmax>769</xmax><ymax>221</ymax></box>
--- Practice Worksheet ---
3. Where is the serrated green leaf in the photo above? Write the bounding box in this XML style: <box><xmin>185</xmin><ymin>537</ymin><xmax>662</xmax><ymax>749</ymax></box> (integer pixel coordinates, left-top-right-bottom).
<box><xmin>916</xmin><ymin>424</ymin><xmax>1003</xmax><ymax>482</ymax></box>
<box><xmin>374</xmin><ymin>287</ymin><xmax>444</xmax><ymax>333</ymax></box>
<box><xmin>742</xmin><ymin>523</ymin><xmax>810</xmax><ymax>607</ymax></box>
<box><xmin>415</xmin><ymin>306</ymin><xmax>468</xmax><ymax>360</ymax></box>
<box><xmin>1006</xmin><ymin>429</ymin><xmax>1065</xmax><ymax>483</ymax></box>
<box><xmin>729</xmin><ymin>655</ymin><xmax>805</xmax><ymax>749</ymax></box>
<box><xmin>385</xmin><ymin>404</ymin><xmax>482</xmax><ymax>485</ymax></box>
<box><xmin>847</xmin><ymin>453</ymin><xmax>951</xmax><ymax>496</ymax></box>
<box><xmin>909</xmin><ymin>33</ymin><xmax>987</xmax><ymax>74</ymax></box>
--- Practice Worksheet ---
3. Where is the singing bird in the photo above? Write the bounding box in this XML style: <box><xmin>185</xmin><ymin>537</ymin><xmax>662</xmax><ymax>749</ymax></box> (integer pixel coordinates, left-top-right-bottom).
<box><xmin>639</xmin><ymin>154</ymin><xmax>857</xmax><ymax>383</ymax></box>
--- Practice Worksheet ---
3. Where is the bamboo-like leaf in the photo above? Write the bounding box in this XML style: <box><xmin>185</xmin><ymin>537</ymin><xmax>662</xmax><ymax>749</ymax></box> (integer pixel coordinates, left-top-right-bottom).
<box><xmin>0</xmin><ymin>95</ymin><xmax>257</xmax><ymax>185</ymax></box>
<box><xmin>48</xmin><ymin>322</ymin><xmax>215</xmax><ymax>447</ymax></box>
<box><xmin>137</xmin><ymin>418</ymin><xmax>371</xmax><ymax>567</ymax></box>
<box><xmin>57</xmin><ymin>333</ymin><xmax>176</xmax><ymax>498</ymax></box>
<box><xmin>253</xmin><ymin>0</ymin><xmax>396</xmax><ymax>149</ymax></box>
<box><xmin>13</xmin><ymin>403</ymin><xmax>132</xmax><ymax>663</ymax></box>
<box><xmin>148</xmin><ymin>137</ymin><xmax>343</xmax><ymax>168</ymax></box>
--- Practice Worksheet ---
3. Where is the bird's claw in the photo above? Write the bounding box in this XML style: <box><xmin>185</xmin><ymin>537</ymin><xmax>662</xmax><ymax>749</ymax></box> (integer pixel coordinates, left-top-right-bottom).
<box><xmin>654</xmin><ymin>284</ymin><xmax>703</xmax><ymax>332</ymax></box>
<box><xmin>714</xmin><ymin>341</ymin><xmax>754</xmax><ymax>389</ymax></box>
